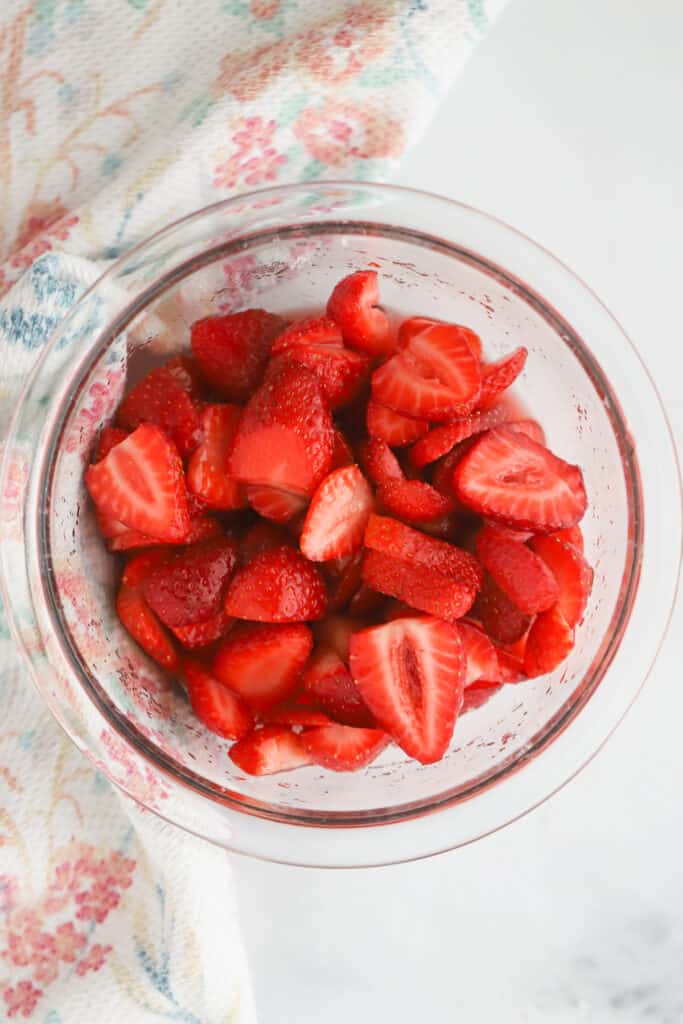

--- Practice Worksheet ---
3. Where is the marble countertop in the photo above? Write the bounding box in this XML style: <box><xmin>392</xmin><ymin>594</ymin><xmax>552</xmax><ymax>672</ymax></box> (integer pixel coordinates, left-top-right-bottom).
<box><xmin>231</xmin><ymin>2</ymin><xmax>683</xmax><ymax>1020</ymax></box>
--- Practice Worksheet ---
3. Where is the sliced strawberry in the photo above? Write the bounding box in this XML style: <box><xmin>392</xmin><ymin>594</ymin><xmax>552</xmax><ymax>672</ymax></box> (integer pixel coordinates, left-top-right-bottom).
<box><xmin>357</xmin><ymin>438</ymin><xmax>404</xmax><ymax>488</ymax></box>
<box><xmin>472</xmin><ymin>572</ymin><xmax>532</xmax><ymax>645</ymax></box>
<box><xmin>284</xmin><ymin>344</ymin><xmax>370</xmax><ymax>410</ymax></box>
<box><xmin>183</xmin><ymin>659</ymin><xmax>253</xmax><ymax>739</ymax></box>
<box><xmin>302</xmin><ymin>724</ymin><xmax>389</xmax><ymax>771</ymax></box>
<box><xmin>116</xmin><ymin>361</ymin><xmax>202</xmax><ymax>458</ymax></box>
<box><xmin>408</xmin><ymin>407</ymin><xmax>509</xmax><ymax>469</ymax></box>
<box><xmin>366</xmin><ymin>402</ymin><xmax>429</xmax><ymax>447</ymax></box>
<box><xmin>475</xmin><ymin>525</ymin><xmax>559</xmax><ymax>614</ymax></box>
<box><xmin>228</xmin><ymin>358</ymin><xmax>334</xmax><ymax>495</ymax></box>
<box><xmin>461</xmin><ymin>682</ymin><xmax>503</xmax><ymax>713</ymax></box>
<box><xmin>264</xmin><ymin>705</ymin><xmax>332</xmax><ymax>727</ymax></box>
<box><xmin>229</xmin><ymin>724</ymin><xmax>313</xmax><ymax>776</ymax></box>
<box><xmin>300</xmin><ymin>465</ymin><xmax>374</xmax><ymax>562</ymax></box>
<box><xmin>453</xmin><ymin>427</ymin><xmax>587</xmax><ymax>531</ymax></box>
<box><xmin>240</xmin><ymin>521</ymin><xmax>291</xmax><ymax>565</ymax></box>
<box><xmin>121</xmin><ymin>549</ymin><xmax>171</xmax><ymax>588</ymax></box>
<box><xmin>417</xmin><ymin>512</ymin><xmax>462</xmax><ymax>542</ymax></box>
<box><xmin>529</xmin><ymin>535</ymin><xmax>593</xmax><ymax>627</ymax></box>
<box><xmin>459</xmin><ymin>621</ymin><xmax>501</xmax><ymax>686</ymax></box>
<box><xmin>482</xmin><ymin>522</ymin><xmax>534</xmax><ymax>543</ymax></box>
<box><xmin>477</xmin><ymin>347</ymin><xmax>527</xmax><ymax>409</ymax></box>
<box><xmin>506</xmin><ymin>419</ymin><xmax>546</xmax><ymax>445</ymax></box>
<box><xmin>142</xmin><ymin>537</ymin><xmax>238</xmax><ymax>628</ymax></box>
<box><xmin>372</xmin><ymin>322</ymin><xmax>481</xmax><ymax>421</ymax></box>
<box><xmin>224</xmin><ymin>545</ymin><xmax>327</xmax><ymax>622</ymax></box>
<box><xmin>326</xmin><ymin>270</ymin><xmax>393</xmax><ymax>357</ymax></box>
<box><xmin>364</xmin><ymin>515</ymin><xmax>483</xmax><ymax>593</ymax></box>
<box><xmin>272</xmin><ymin>316</ymin><xmax>343</xmax><ymax>353</ymax></box>
<box><xmin>431</xmin><ymin>438</ymin><xmax>482</xmax><ymax>499</ymax></box>
<box><xmin>329</xmin><ymin>429</ymin><xmax>355</xmax><ymax>470</ymax></box>
<box><xmin>172</xmin><ymin>610</ymin><xmax>233</xmax><ymax>648</ymax></box>
<box><xmin>86</xmin><ymin>423</ymin><xmax>191</xmax><ymax>542</ymax></box>
<box><xmin>349</xmin><ymin>616</ymin><xmax>466</xmax><ymax>764</ymax></box>
<box><xmin>212</xmin><ymin>622</ymin><xmax>312</xmax><ymax>710</ymax></box>
<box><xmin>117</xmin><ymin>551</ymin><xmax>178</xmax><ymax>671</ymax></box>
<box><xmin>190</xmin><ymin>308</ymin><xmax>285</xmax><ymax>401</ymax></box>
<box><xmin>495</xmin><ymin>647</ymin><xmax>527</xmax><ymax>683</ymax></box>
<box><xmin>398</xmin><ymin>318</ymin><xmax>482</xmax><ymax>360</ymax></box>
<box><xmin>301</xmin><ymin>647</ymin><xmax>374</xmax><ymax>727</ymax></box>
<box><xmin>186</xmin><ymin>404</ymin><xmax>246</xmax><ymax>511</ymax></box>
<box><xmin>324</xmin><ymin>552</ymin><xmax>364</xmax><ymax>612</ymax></box>
<box><xmin>548</xmin><ymin>524</ymin><xmax>584</xmax><ymax>552</ymax></box>
<box><xmin>108</xmin><ymin>505</ymin><xmax>223</xmax><ymax>552</ymax></box>
<box><xmin>361</xmin><ymin>550</ymin><xmax>477</xmax><ymax>621</ymax></box>
<box><xmin>379</xmin><ymin>479</ymin><xmax>453</xmax><ymax>524</ymax></box>
<box><xmin>94</xmin><ymin>425</ymin><xmax>128</xmax><ymax>462</ymax></box>
<box><xmin>524</xmin><ymin>605</ymin><xmax>575</xmax><ymax>676</ymax></box>
<box><xmin>246</xmin><ymin>484</ymin><xmax>308</xmax><ymax>523</ymax></box>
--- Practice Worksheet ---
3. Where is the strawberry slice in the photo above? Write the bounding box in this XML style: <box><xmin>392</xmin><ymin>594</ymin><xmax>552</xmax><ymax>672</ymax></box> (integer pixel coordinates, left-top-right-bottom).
<box><xmin>264</xmin><ymin>705</ymin><xmax>332</xmax><ymax>727</ymax></box>
<box><xmin>329</xmin><ymin>429</ymin><xmax>355</xmax><ymax>470</ymax></box>
<box><xmin>240</xmin><ymin>521</ymin><xmax>291</xmax><ymax>565</ymax></box>
<box><xmin>431</xmin><ymin>438</ymin><xmax>482</xmax><ymax>499</ymax></box>
<box><xmin>284</xmin><ymin>344</ymin><xmax>370</xmax><ymax>410</ymax></box>
<box><xmin>172</xmin><ymin>610</ymin><xmax>233</xmax><ymax>648</ymax></box>
<box><xmin>349</xmin><ymin>616</ymin><xmax>466</xmax><ymax>764</ymax></box>
<box><xmin>108</xmin><ymin>504</ymin><xmax>222</xmax><ymax>552</ymax></box>
<box><xmin>324</xmin><ymin>552</ymin><xmax>364</xmax><ymax>612</ymax></box>
<box><xmin>366</xmin><ymin>402</ymin><xmax>429</xmax><ymax>447</ymax></box>
<box><xmin>116</xmin><ymin>361</ymin><xmax>202</xmax><ymax>458</ymax></box>
<box><xmin>224</xmin><ymin>545</ymin><xmax>327</xmax><ymax>622</ymax></box>
<box><xmin>142</xmin><ymin>537</ymin><xmax>238</xmax><ymax>628</ymax></box>
<box><xmin>461</xmin><ymin>682</ymin><xmax>503</xmax><ymax>713</ymax></box>
<box><xmin>475</xmin><ymin>525</ymin><xmax>559</xmax><ymax>614</ymax></box>
<box><xmin>117</xmin><ymin>551</ymin><xmax>178</xmax><ymax>671</ymax></box>
<box><xmin>326</xmin><ymin>270</ymin><xmax>393</xmax><ymax>356</ymax></box>
<box><xmin>94</xmin><ymin>425</ymin><xmax>128</xmax><ymax>462</ymax></box>
<box><xmin>372</xmin><ymin>322</ymin><xmax>481</xmax><ymax>421</ymax></box>
<box><xmin>529</xmin><ymin>535</ymin><xmax>593</xmax><ymax>627</ymax></box>
<box><xmin>229</xmin><ymin>724</ymin><xmax>313</xmax><ymax>776</ymax></box>
<box><xmin>398</xmin><ymin>318</ymin><xmax>482</xmax><ymax>360</ymax></box>
<box><xmin>190</xmin><ymin>308</ymin><xmax>285</xmax><ymax>401</ymax></box>
<box><xmin>246</xmin><ymin>484</ymin><xmax>308</xmax><ymax>523</ymax></box>
<box><xmin>459</xmin><ymin>621</ymin><xmax>501</xmax><ymax>686</ymax></box>
<box><xmin>186</xmin><ymin>404</ymin><xmax>246</xmax><ymax>511</ymax></box>
<box><xmin>524</xmin><ymin>605</ymin><xmax>575</xmax><ymax>676</ymax></box>
<box><xmin>86</xmin><ymin>423</ymin><xmax>191</xmax><ymax>542</ymax></box>
<box><xmin>477</xmin><ymin>347</ymin><xmax>527</xmax><ymax>409</ymax></box>
<box><xmin>379</xmin><ymin>479</ymin><xmax>453</xmax><ymax>524</ymax></box>
<box><xmin>506</xmin><ymin>419</ymin><xmax>546</xmax><ymax>445</ymax></box>
<box><xmin>495</xmin><ymin>647</ymin><xmax>527</xmax><ymax>683</ymax></box>
<box><xmin>408</xmin><ymin>407</ymin><xmax>509</xmax><ymax>468</ymax></box>
<box><xmin>183</xmin><ymin>659</ymin><xmax>253</xmax><ymax>739</ymax></box>
<box><xmin>361</xmin><ymin>549</ymin><xmax>477</xmax><ymax>620</ymax></box>
<box><xmin>212</xmin><ymin>622</ymin><xmax>312</xmax><ymax>710</ymax></box>
<box><xmin>548</xmin><ymin>524</ymin><xmax>584</xmax><ymax>552</ymax></box>
<box><xmin>300</xmin><ymin>466</ymin><xmax>374</xmax><ymax>562</ymax></box>
<box><xmin>302</xmin><ymin>724</ymin><xmax>389</xmax><ymax>771</ymax></box>
<box><xmin>357</xmin><ymin>438</ymin><xmax>404</xmax><ymax>488</ymax></box>
<box><xmin>228</xmin><ymin>358</ymin><xmax>335</xmax><ymax>496</ymax></box>
<box><xmin>272</xmin><ymin>316</ymin><xmax>343</xmax><ymax>352</ymax></box>
<box><xmin>364</xmin><ymin>514</ymin><xmax>483</xmax><ymax>592</ymax></box>
<box><xmin>453</xmin><ymin>427</ymin><xmax>587</xmax><ymax>531</ymax></box>
<box><xmin>472</xmin><ymin>572</ymin><xmax>532</xmax><ymax>645</ymax></box>
<box><xmin>301</xmin><ymin>647</ymin><xmax>375</xmax><ymax>727</ymax></box>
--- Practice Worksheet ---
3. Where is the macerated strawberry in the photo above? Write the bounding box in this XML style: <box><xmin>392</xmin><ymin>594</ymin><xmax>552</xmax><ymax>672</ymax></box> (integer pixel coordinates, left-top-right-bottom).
<box><xmin>327</xmin><ymin>270</ymin><xmax>393</xmax><ymax>356</ymax></box>
<box><xmin>548</xmin><ymin>524</ymin><xmax>584</xmax><ymax>552</ymax></box>
<box><xmin>172</xmin><ymin>610</ymin><xmax>234</xmax><ymax>649</ymax></box>
<box><xmin>461</xmin><ymin>682</ymin><xmax>503</xmax><ymax>713</ymax></box>
<box><xmin>86</xmin><ymin>423</ymin><xmax>190</xmax><ymax>542</ymax></box>
<box><xmin>116</xmin><ymin>361</ymin><xmax>202</xmax><ymax>458</ymax></box>
<box><xmin>529</xmin><ymin>534</ymin><xmax>593</xmax><ymax>627</ymax></box>
<box><xmin>459</xmin><ymin>621</ymin><xmax>501</xmax><ymax>686</ymax></box>
<box><xmin>142</xmin><ymin>537</ymin><xmax>238</xmax><ymax>628</ymax></box>
<box><xmin>300</xmin><ymin>466</ymin><xmax>374</xmax><ymax>561</ymax></box>
<box><xmin>349</xmin><ymin>616</ymin><xmax>466</xmax><ymax>763</ymax></box>
<box><xmin>284</xmin><ymin>343</ymin><xmax>370</xmax><ymax>410</ymax></box>
<box><xmin>431</xmin><ymin>438</ymin><xmax>482</xmax><ymax>499</ymax></box>
<box><xmin>361</xmin><ymin>549</ymin><xmax>477</xmax><ymax>620</ymax></box>
<box><xmin>356</xmin><ymin>438</ymin><xmax>404</xmax><ymax>488</ymax></box>
<box><xmin>495</xmin><ymin>647</ymin><xmax>527</xmax><ymax>683</ymax></box>
<box><xmin>183</xmin><ymin>659</ymin><xmax>253</xmax><ymax>739</ymax></box>
<box><xmin>398</xmin><ymin>318</ymin><xmax>482</xmax><ymax>360</ymax></box>
<box><xmin>246</xmin><ymin>484</ymin><xmax>308</xmax><ymax>523</ymax></box>
<box><xmin>472</xmin><ymin>572</ymin><xmax>532</xmax><ymax>645</ymax></box>
<box><xmin>186</xmin><ymin>404</ymin><xmax>246</xmax><ymax>510</ymax></box>
<box><xmin>108</xmin><ymin>503</ymin><xmax>223</xmax><ymax>552</ymax></box>
<box><xmin>264</xmin><ymin>705</ymin><xmax>332</xmax><ymax>727</ymax></box>
<box><xmin>524</xmin><ymin>605</ymin><xmax>574</xmax><ymax>676</ymax></box>
<box><xmin>454</xmin><ymin>427</ymin><xmax>587</xmax><ymax>531</ymax></box>
<box><xmin>224</xmin><ymin>545</ymin><xmax>328</xmax><ymax>622</ymax></box>
<box><xmin>272</xmin><ymin>316</ymin><xmax>343</xmax><ymax>352</ymax></box>
<box><xmin>364</xmin><ymin>514</ymin><xmax>483</xmax><ymax>592</ymax></box>
<box><xmin>240</xmin><ymin>521</ymin><xmax>291</xmax><ymax>565</ymax></box>
<box><xmin>408</xmin><ymin>407</ymin><xmax>509</xmax><ymax>469</ymax></box>
<box><xmin>117</xmin><ymin>551</ymin><xmax>178</xmax><ymax>671</ymax></box>
<box><xmin>302</xmin><ymin>724</ymin><xmax>389</xmax><ymax>771</ymax></box>
<box><xmin>477</xmin><ymin>347</ymin><xmax>527</xmax><ymax>409</ymax></box>
<box><xmin>301</xmin><ymin>647</ymin><xmax>374</xmax><ymax>727</ymax></box>
<box><xmin>94</xmin><ymin>426</ymin><xmax>128</xmax><ymax>462</ymax></box>
<box><xmin>190</xmin><ymin>308</ymin><xmax>285</xmax><ymax>401</ymax></box>
<box><xmin>212</xmin><ymin>621</ymin><xmax>312</xmax><ymax>710</ymax></box>
<box><xmin>379</xmin><ymin>478</ymin><xmax>453</xmax><ymax>524</ymax></box>
<box><xmin>506</xmin><ymin>419</ymin><xmax>546</xmax><ymax>445</ymax></box>
<box><xmin>366</xmin><ymin>402</ymin><xmax>429</xmax><ymax>447</ymax></box>
<box><xmin>229</xmin><ymin>724</ymin><xmax>313</xmax><ymax>776</ymax></box>
<box><xmin>475</xmin><ymin>525</ymin><xmax>559</xmax><ymax>614</ymax></box>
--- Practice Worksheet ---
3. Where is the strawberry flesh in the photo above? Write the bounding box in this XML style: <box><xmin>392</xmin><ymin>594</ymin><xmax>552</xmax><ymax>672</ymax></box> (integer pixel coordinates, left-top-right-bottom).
<box><xmin>475</xmin><ymin>525</ymin><xmax>559</xmax><ymax>614</ymax></box>
<box><xmin>183</xmin><ymin>659</ymin><xmax>253</xmax><ymax>739</ymax></box>
<box><xmin>366</xmin><ymin>402</ymin><xmax>429</xmax><ymax>447</ymax></box>
<box><xmin>229</xmin><ymin>724</ymin><xmax>313</xmax><ymax>776</ymax></box>
<box><xmin>327</xmin><ymin>270</ymin><xmax>393</xmax><ymax>356</ymax></box>
<box><xmin>224</xmin><ymin>545</ymin><xmax>328</xmax><ymax>622</ymax></box>
<box><xmin>300</xmin><ymin>465</ymin><xmax>374</xmax><ymax>562</ymax></box>
<box><xmin>302</xmin><ymin>724</ymin><xmax>389</xmax><ymax>771</ymax></box>
<box><xmin>529</xmin><ymin>534</ymin><xmax>593</xmax><ymax>627</ymax></box>
<box><xmin>142</xmin><ymin>537</ymin><xmax>238</xmax><ymax>628</ymax></box>
<box><xmin>186</xmin><ymin>404</ymin><xmax>246</xmax><ymax>510</ymax></box>
<box><xmin>191</xmin><ymin>309</ymin><xmax>285</xmax><ymax>401</ymax></box>
<box><xmin>213</xmin><ymin>622</ymin><xmax>312</xmax><ymax>710</ymax></box>
<box><xmin>301</xmin><ymin>647</ymin><xmax>375</xmax><ymax>728</ymax></box>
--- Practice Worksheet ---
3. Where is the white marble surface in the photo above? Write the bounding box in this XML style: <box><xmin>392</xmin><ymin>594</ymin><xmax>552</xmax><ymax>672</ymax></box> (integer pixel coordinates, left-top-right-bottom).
<box><xmin>231</xmin><ymin>2</ymin><xmax>683</xmax><ymax>1020</ymax></box>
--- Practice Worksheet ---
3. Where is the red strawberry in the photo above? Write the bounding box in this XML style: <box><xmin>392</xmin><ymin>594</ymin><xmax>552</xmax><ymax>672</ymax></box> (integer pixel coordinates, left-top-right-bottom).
<box><xmin>372</xmin><ymin>322</ymin><xmax>481</xmax><ymax>421</ymax></box>
<box><xmin>117</xmin><ymin>551</ymin><xmax>178</xmax><ymax>671</ymax></box>
<box><xmin>495</xmin><ymin>647</ymin><xmax>527</xmax><ymax>683</ymax></box>
<box><xmin>454</xmin><ymin>427</ymin><xmax>587</xmax><ymax>531</ymax></box>
<box><xmin>366</xmin><ymin>402</ymin><xmax>429</xmax><ymax>447</ymax></box>
<box><xmin>461</xmin><ymin>682</ymin><xmax>502</xmax><ymax>713</ymax></box>
<box><xmin>398</xmin><ymin>318</ymin><xmax>482</xmax><ymax>360</ymax></box>
<box><xmin>183</xmin><ymin>659</ymin><xmax>253</xmax><ymax>739</ymax></box>
<box><xmin>326</xmin><ymin>270</ymin><xmax>393</xmax><ymax>356</ymax></box>
<box><xmin>229</xmin><ymin>724</ymin><xmax>313</xmax><ymax>776</ymax></box>
<box><xmin>94</xmin><ymin>425</ymin><xmax>128</xmax><ymax>462</ymax></box>
<box><xmin>361</xmin><ymin>549</ymin><xmax>477</xmax><ymax>620</ymax></box>
<box><xmin>349</xmin><ymin>616</ymin><xmax>466</xmax><ymax>764</ymax></box>
<box><xmin>431</xmin><ymin>438</ymin><xmax>482</xmax><ymax>499</ymax></box>
<box><xmin>284</xmin><ymin>344</ymin><xmax>370</xmax><ymax>410</ymax></box>
<box><xmin>172</xmin><ymin>610</ymin><xmax>233</xmax><ymax>648</ymax></box>
<box><xmin>108</xmin><ymin>505</ymin><xmax>222</xmax><ymax>552</ymax></box>
<box><xmin>477</xmin><ymin>347</ymin><xmax>527</xmax><ymax>409</ymax></box>
<box><xmin>475</xmin><ymin>525</ymin><xmax>559</xmax><ymax>614</ymax></box>
<box><xmin>524</xmin><ymin>605</ymin><xmax>574</xmax><ymax>676</ymax></box>
<box><xmin>324</xmin><ymin>552</ymin><xmax>363</xmax><ymax>612</ymax></box>
<box><xmin>313</xmin><ymin>614</ymin><xmax>364</xmax><ymax>661</ymax></box>
<box><xmin>186</xmin><ymin>404</ymin><xmax>246</xmax><ymax>510</ymax></box>
<box><xmin>302</xmin><ymin>724</ymin><xmax>389</xmax><ymax>771</ymax></box>
<box><xmin>472</xmin><ymin>572</ymin><xmax>532</xmax><ymax>645</ymax></box>
<box><xmin>272</xmin><ymin>316</ymin><xmax>343</xmax><ymax>352</ymax></box>
<box><xmin>228</xmin><ymin>359</ymin><xmax>335</xmax><ymax>495</ymax></box>
<box><xmin>408</xmin><ymin>407</ymin><xmax>509</xmax><ymax>468</ymax></box>
<box><xmin>116</xmin><ymin>361</ymin><xmax>202</xmax><ymax>458</ymax></box>
<box><xmin>364</xmin><ymin>515</ymin><xmax>483</xmax><ymax>592</ymax></box>
<box><xmin>506</xmin><ymin>419</ymin><xmax>546</xmax><ymax>445</ymax></box>
<box><xmin>459</xmin><ymin>621</ymin><xmax>501</xmax><ymax>686</ymax></box>
<box><xmin>264</xmin><ymin>705</ymin><xmax>332</xmax><ymax>727</ymax></box>
<box><xmin>357</xmin><ymin>438</ymin><xmax>404</xmax><ymax>488</ymax></box>
<box><xmin>224</xmin><ymin>545</ymin><xmax>327</xmax><ymax>622</ymax></box>
<box><xmin>212</xmin><ymin>622</ymin><xmax>312</xmax><ymax>710</ymax></box>
<box><xmin>142</xmin><ymin>537</ymin><xmax>238</xmax><ymax>628</ymax></box>
<box><xmin>329</xmin><ymin>429</ymin><xmax>355</xmax><ymax>470</ymax></box>
<box><xmin>246</xmin><ymin>485</ymin><xmax>308</xmax><ymax>523</ymax></box>
<box><xmin>240</xmin><ymin>521</ymin><xmax>291</xmax><ymax>565</ymax></box>
<box><xmin>548</xmin><ymin>524</ymin><xmax>584</xmax><ymax>552</ymax></box>
<box><xmin>379</xmin><ymin>479</ymin><xmax>453</xmax><ymax>524</ymax></box>
<box><xmin>190</xmin><ymin>309</ymin><xmax>285</xmax><ymax>401</ymax></box>
<box><xmin>529</xmin><ymin>535</ymin><xmax>593</xmax><ymax>627</ymax></box>
<box><xmin>300</xmin><ymin>466</ymin><xmax>374</xmax><ymax>562</ymax></box>
<box><xmin>301</xmin><ymin>647</ymin><xmax>374</xmax><ymax>727</ymax></box>
<box><xmin>86</xmin><ymin>423</ymin><xmax>191</xmax><ymax>542</ymax></box>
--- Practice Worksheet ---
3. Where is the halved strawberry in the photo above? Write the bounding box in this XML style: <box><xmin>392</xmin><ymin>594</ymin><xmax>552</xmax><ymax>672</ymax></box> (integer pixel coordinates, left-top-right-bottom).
<box><xmin>495</xmin><ymin>647</ymin><xmax>527</xmax><ymax>683</ymax></box>
<box><xmin>172</xmin><ymin>610</ymin><xmax>233</xmax><ymax>648</ymax></box>
<box><xmin>356</xmin><ymin>438</ymin><xmax>404</xmax><ymax>488</ymax></box>
<box><xmin>329</xmin><ymin>429</ymin><xmax>355</xmax><ymax>470</ymax></box>
<box><xmin>361</xmin><ymin>549</ymin><xmax>477</xmax><ymax>620</ymax></box>
<box><xmin>117</xmin><ymin>551</ymin><xmax>178</xmax><ymax>671</ymax></box>
<box><xmin>224</xmin><ymin>545</ymin><xmax>327</xmax><ymax>622</ymax></box>
<box><xmin>284</xmin><ymin>344</ymin><xmax>370</xmax><ymax>410</ymax></box>
<box><xmin>300</xmin><ymin>465</ymin><xmax>374</xmax><ymax>561</ymax></box>
<box><xmin>142</xmin><ymin>536</ymin><xmax>238</xmax><ymax>628</ymax></box>
<box><xmin>524</xmin><ymin>605</ymin><xmax>574</xmax><ymax>676</ymax></box>
<box><xmin>302</xmin><ymin>724</ymin><xmax>389</xmax><ymax>771</ymax></box>
<box><xmin>108</xmin><ymin>504</ymin><xmax>223</xmax><ymax>552</ymax></box>
<box><xmin>264</xmin><ymin>705</ymin><xmax>332</xmax><ymax>727</ymax></box>
<box><xmin>272</xmin><ymin>316</ymin><xmax>343</xmax><ymax>352</ymax></box>
<box><xmin>379</xmin><ymin>479</ymin><xmax>453</xmax><ymax>524</ymax></box>
<box><xmin>116</xmin><ymin>361</ymin><xmax>202</xmax><ymax>458</ymax></box>
<box><xmin>326</xmin><ymin>270</ymin><xmax>393</xmax><ymax>356</ymax></box>
<box><xmin>364</xmin><ymin>515</ymin><xmax>483</xmax><ymax>593</ymax></box>
<box><xmin>398</xmin><ymin>318</ymin><xmax>482</xmax><ymax>360</ymax></box>
<box><xmin>459</xmin><ymin>621</ymin><xmax>501</xmax><ymax>686</ymax></box>
<box><xmin>301</xmin><ymin>647</ymin><xmax>374</xmax><ymax>727</ymax></box>
<box><xmin>229</xmin><ymin>724</ymin><xmax>313</xmax><ymax>776</ymax></box>
<box><xmin>477</xmin><ymin>347</ymin><xmax>527</xmax><ymax>409</ymax></box>
<box><xmin>94</xmin><ymin>425</ymin><xmax>128</xmax><ymax>462</ymax></box>
<box><xmin>349</xmin><ymin>616</ymin><xmax>466</xmax><ymax>764</ymax></box>
<box><xmin>86</xmin><ymin>423</ymin><xmax>191</xmax><ymax>542</ymax></box>
<box><xmin>506</xmin><ymin>419</ymin><xmax>546</xmax><ymax>445</ymax></box>
<box><xmin>212</xmin><ymin>622</ymin><xmax>312</xmax><ymax>710</ymax></box>
<box><xmin>190</xmin><ymin>308</ymin><xmax>285</xmax><ymax>401</ymax></box>
<box><xmin>372</xmin><ymin>322</ymin><xmax>481</xmax><ymax>421</ymax></box>
<box><xmin>431</xmin><ymin>438</ymin><xmax>482</xmax><ymax>499</ymax></box>
<box><xmin>461</xmin><ymin>682</ymin><xmax>503</xmax><ymax>713</ymax></box>
<box><xmin>240</xmin><ymin>521</ymin><xmax>291</xmax><ymax>565</ymax></box>
<box><xmin>453</xmin><ymin>427</ymin><xmax>587</xmax><ymax>531</ymax></box>
<box><xmin>529</xmin><ymin>535</ymin><xmax>593</xmax><ymax>627</ymax></box>
<box><xmin>548</xmin><ymin>524</ymin><xmax>584</xmax><ymax>552</ymax></box>
<box><xmin>472</xmin><ymin>572</ymin><xmax>532</xmax><ymax>645</ymax></box>
<box><xmin>475</xmin><ymin>525</ymin><xmax>559</xmax><ymax>614</ymax></box>
<box><xmin>246</xmin><ymin>484</ymin><xmax>308</xmax><ymax>523</ymax></box>
<box><xmin>408</xmin><ymin>407</ymin><xmax>509</xmax><ymax>468</ymax></box>
<box><xmin>324</xmin><ymin>552</ymin><xmax>364</xmax><ymax>613</ymax></box>
<box><xmin>228</xmin><ymin>358</ymin><xmax>335</xmax><ymax>495</ymax></box>
<box><xmin>366</xmin><ymin>402</ymin><xmax>429</xmax><ymax>447</ymax></box>
<box><xmin>186</xmin><ymin>404</ymin><xmax>246</xmax><ymax>510</ymax></box>
<box><xmin>183</xmin><ymin>659</ymin><xmax>253</xmax><ymax>739</ymax></box>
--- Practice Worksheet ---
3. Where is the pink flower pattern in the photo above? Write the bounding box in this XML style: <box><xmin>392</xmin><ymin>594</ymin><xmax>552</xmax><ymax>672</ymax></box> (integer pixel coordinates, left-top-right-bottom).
<box><xmin>3</xmin><ymin>981</ymin><xmax>42</xmax><ymax>1019</ymax></box>
<box><xmin>10</xmin><ymin>200</ymin><xmax>79</xmax><ymax>271</ymax></box>
<box><xmin>213</xmin><ymin>116</ymin><xmax>287</xmax><ymax>191</ymax></box>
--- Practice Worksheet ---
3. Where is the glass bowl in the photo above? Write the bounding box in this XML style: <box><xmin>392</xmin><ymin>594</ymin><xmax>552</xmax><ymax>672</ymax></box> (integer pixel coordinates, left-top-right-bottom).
<box><xmin>1</xmin><ymin>183</ymin><xmax>680</xmax><ymax>867</ymax></box>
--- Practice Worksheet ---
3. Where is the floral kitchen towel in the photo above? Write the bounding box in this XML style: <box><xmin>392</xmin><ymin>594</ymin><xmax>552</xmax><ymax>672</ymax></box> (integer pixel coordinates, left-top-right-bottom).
<box><xmin>0</xmin><ymin>1</ymin><xmax>508</xmax><ymax>1020</ymax></box>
